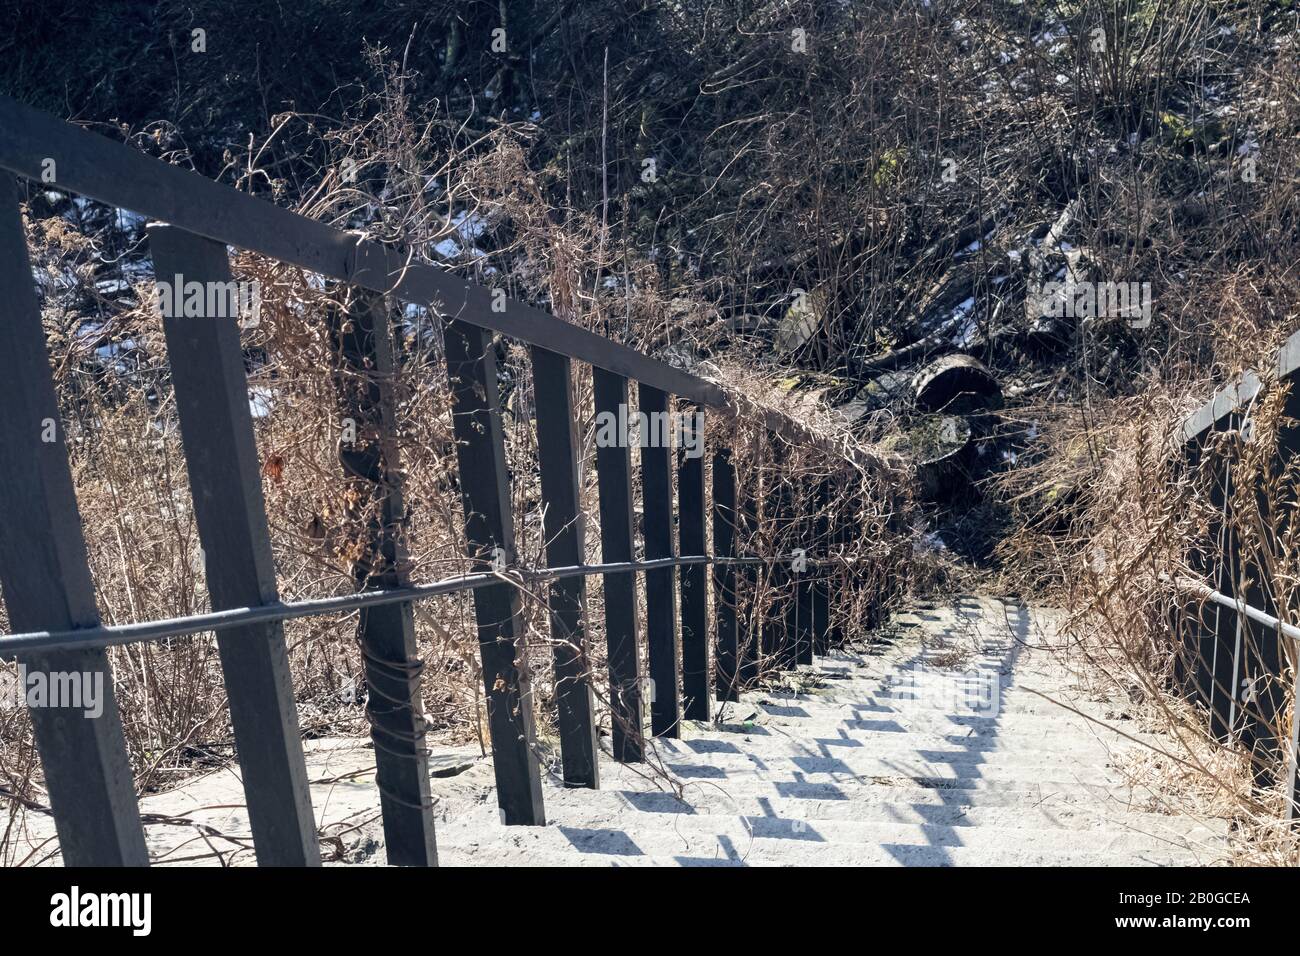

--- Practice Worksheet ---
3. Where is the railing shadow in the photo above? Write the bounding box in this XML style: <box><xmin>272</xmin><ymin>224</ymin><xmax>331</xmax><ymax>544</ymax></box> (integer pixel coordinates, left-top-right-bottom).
<box><xmin>553</xmin><ymin>598</ymin><xmax>1046</xmax><ymax>866</ymax></box>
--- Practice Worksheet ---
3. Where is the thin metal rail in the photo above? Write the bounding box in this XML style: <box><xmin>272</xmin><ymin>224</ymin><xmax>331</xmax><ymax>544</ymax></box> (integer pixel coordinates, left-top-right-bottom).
<box><xmin>0</xmin><ymin>554</ymin><xmax>843</xmax><ymax>657</ymax></box>
<box><xmin>1171</xmin><ymin>575</ymin><xmax>1300</xmax><ymax>819</ymax></box>
<box><xmin>1175</xmin><ymin>576</ymin><xmax>1300</xmax><ymax>645</ymax></box>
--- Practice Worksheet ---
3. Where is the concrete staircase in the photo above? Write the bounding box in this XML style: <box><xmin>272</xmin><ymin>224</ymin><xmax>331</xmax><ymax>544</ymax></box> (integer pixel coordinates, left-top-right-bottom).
<box><xmin>438</xmin><ymin>596</ymin><xmax>1227</xmax><ymax>866</ymax></box>
<box><xmin>19</xmin><ymin>594</ymin><xmax>1224</xmax><ymax>866</ymax></box>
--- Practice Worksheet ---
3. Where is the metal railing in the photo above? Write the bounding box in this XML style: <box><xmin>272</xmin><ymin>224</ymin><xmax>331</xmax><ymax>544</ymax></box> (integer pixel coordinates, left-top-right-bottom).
<box><xmin>1172</xmin><ymin>327</ymin><xmax>1300</xmax><ymax>818</ymax></box>
<box><xmin>0</xmin><ymin>96</ymin><xmax>878</xmax><ymax>867</ymax></box>
<box><xmin>1171</xmin><ymin>577</ymin><xmax>1300</xmax><ymax>818</ymax></box>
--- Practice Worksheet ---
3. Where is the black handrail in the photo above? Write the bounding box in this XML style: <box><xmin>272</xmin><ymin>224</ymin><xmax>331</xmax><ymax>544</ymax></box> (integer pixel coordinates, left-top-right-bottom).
<box><xmin>0</xmin><ymin>95</ymin><xmax>870</xmax><ymax>473</ymax></box>
<box><xmin>1173</xmin><ymin>327</ymin><xmax>1300</xmax><ymax>816</ymax></box>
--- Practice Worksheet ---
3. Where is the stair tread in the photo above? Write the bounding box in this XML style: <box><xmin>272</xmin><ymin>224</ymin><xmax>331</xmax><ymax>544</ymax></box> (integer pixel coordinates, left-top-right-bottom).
<box><xmin>439</xmin><ymin>825</ymin><xmax>1214</xmax><ymax>867</ymax></box>
<box><xmin>525</xmin><ymin>785</ymin><xmax>1227</xmax><ymax>835</ymax></box>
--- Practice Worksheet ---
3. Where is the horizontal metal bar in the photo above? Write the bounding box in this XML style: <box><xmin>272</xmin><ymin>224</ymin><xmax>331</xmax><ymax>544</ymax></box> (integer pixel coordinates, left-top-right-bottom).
<box><xmin>0</xmin><ymin>554</ymin><xmax>843</xmax><ymax>657</ymax></box>
<box><xmin>1171</xmin><ymin>575</ymin><xmax>1300</xmax><ymax>645</ymax></box>
<box><xmin>0</xmin><ymin>571</ymin><xmax>500</xmax><ymax>657</ymax></box>
<box><xmin>713</xmin><ymin>556</ymin><xmax>839</xmax><ymax>567</ymax></box>
<box><xmin>1174</xmin><ymin>574</ymin><xmax>1300</xmax><ymax>823</ymax></box>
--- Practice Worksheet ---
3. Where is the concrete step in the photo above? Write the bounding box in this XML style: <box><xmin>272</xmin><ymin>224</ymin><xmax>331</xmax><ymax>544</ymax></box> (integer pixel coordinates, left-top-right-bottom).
<box><xmin>736</xmin><ymin>724</ymin><xmax>1163</xmax><ymax>766</ymax></box>
<box><xmin>444</xmin><ymin>800</ymin><xmax>1220</xmax><ymax>858</ymax></box>
<box><xmin>745</xmin><ymin>689</ymin><xmax>1127</xmax><ymax>721</ymax></box>
<box><xmin>695</xmin><ymin>720</ymin><xmax>1162</xmax><ymax>758</ymax></box>
<box><xmin>523</xmin><ymin>782</ymin><xmax>1227</xmax><ymax>839</ymax></box>
<box><xmin>631</xmin><ymin>748</ymin><xmax>1133</xmax><ymax>787</ymax></box>
<box><xmin>438</xmin><ymin>847</ymin><xmax>739</xmax><ymax>866</ymax></box>
<box><xmin>799</xmin><ymin>674</ymin><xmax>1093</xmax><ymax>700</ymax></box>
<box><xmin>739</xmin><ymin>701</ymin><xmax>1157</xmax><ymax>740</ymax></box>
<box><xmin>436</xmin><ymin>819</ymin><xmax>1214</xmax><ymax>867</ymax></box>
<box><xmin>441</xmin><ymin>843</ymin><xmax>1201</xmax><ymax>866</ymax></box>
<box><xmin>578</xmin><ymin>754</ymin><xmax>1144</xmax><ymax>798</ymax></box>
<box><xmin>785</xmin><ymin>665</ymin><xmax>1101</xmax><ymax>695</ymax></box>
<box><xmin>759</xmin><ymin>686</ymin><xmax>1100</xmax><ymax>716</ymax></box>
<box><xmin>520</xmin><ymin>771</ymin><xmax>1192</xmax><ymax>818</ymax></box>
<box><xmin>855</xmin><ymin>659</ymin><xmax>1073</xmax><ymax>677</ymax></box>
<box><xmin>647</xmin><ymin>731</ymin><xmax>1126</xmax><ymax>773</ymax></box>
<box><xmin>384</xmin><ymin>596</ymin><xmax>1230</xmax><ymax>866</ymax></box>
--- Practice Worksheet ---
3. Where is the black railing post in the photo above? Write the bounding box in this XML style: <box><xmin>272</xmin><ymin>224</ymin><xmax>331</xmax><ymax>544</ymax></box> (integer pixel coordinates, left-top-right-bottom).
<box><xmin>1236</xmin><ymin>367</ymin><xmax>1300</xmax><ymax>785</ymax></box>
<box><xmin>639</xmin><ymin>385</ymin><xmax>682</xmax><ymax>737</ymax></box>
<box><xmin>1251</xmin><ymin>371</ymin><xmax>1300</xmax><ymax>788</ymax></box>
<box><xmin>766</xmin><ymin>449</ymin><xmax>794</xmax><ymax>670</ymax></box>
<box><xmin>592</xmin><ymin>368</ymin><xmax>645</xmax><ymax>762</ymax></box>
<box><xmin>812</xmin><ymin>478</ymin><xmax>832</xmax><ymax>657</ymax></box>
<box><xmin>678</xmin><ymin>411</ymin><xmax>710</xmax><ymax>721</ymax></box>
<box><xmin>325</xmin><ymin>287</ymin><xmax>438</xmax><ymax>866</ymax></box>
<box><xmin>831</xmin><ymin>498</ymin><xmax>849</xmax><ymax>644</ymax></box>
<box><xmin>531</xmin><ymin>346</ymin><xmax>600</xmax><ymax>788</ymax></box>
<box><xmin>712</xmin><ymin>447</ymin><xmax>739</xmax><ymax>703</ymax></box>
<box><xmin>0</xmin><ymin>175</ymin><xmax>148</xmax><ymax>867</ymax></box>
<box><xmin>794</xmin><ymin>479</ymin><xmax>815</xmax><ymax>667</ymax></box>
<box><xmin>1180</xmin><ymin>371</ymin><xmax>1294</xmax><ymax>788</ymax></box>
<box><xmin>1175</xmin><ymin>438</ymin><xmax>1207</xmax><ymax>697</ymax></box>
<box><xmin>1182</xmin><ymin>398</ymin><xmax>1251</xmax><ymax>744</ymax></box>
<box><xmin>1205</xmin><ymin>420</ymin><xmax>1242</xmax><ymax>743</ymax></box>
<box><xmin>442</xmin><ymin>319</ymin><xmax>546</xmax><ymax>826</ymax></box>
<box><xmin>148</xmin><ymin>224</ymin><xmax>321</xmax><ymax>866</ymax></box>
<box><xmin>1276</xmin><ymin>366</ymin><xmax>1300</xmax><ymax>805</ymax></box>
<box><xmin>738</xmin><ymin>466</ymin><xmax>761</xmax><ymax>686</ymax></box>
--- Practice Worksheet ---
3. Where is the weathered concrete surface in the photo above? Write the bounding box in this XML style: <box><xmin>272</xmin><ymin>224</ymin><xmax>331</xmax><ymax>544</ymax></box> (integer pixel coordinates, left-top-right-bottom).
<box><xmin>9</xmin><ymin>596</ymin><xmax>1230</xmax><ymax>866</ymax></box>
<box><xmin>434</xmin><ymin>597</ymin><xmax>1226</xmax><ymax>866</ymax></box>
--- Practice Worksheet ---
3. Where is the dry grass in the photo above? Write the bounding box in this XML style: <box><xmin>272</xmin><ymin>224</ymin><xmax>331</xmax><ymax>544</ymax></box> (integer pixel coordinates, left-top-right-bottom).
<box><xmin>995</xmin><ymin>366</ymin><xmax>1300</xmax><ymax>863</ymax></box>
